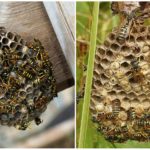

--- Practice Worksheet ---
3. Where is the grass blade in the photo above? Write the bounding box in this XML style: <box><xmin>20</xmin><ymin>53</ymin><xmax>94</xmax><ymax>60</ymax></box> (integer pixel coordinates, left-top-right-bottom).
<box><xmin>78</xmin><ymin>2</ymin><xmax>99</xmax><ymax>148</ymax></box>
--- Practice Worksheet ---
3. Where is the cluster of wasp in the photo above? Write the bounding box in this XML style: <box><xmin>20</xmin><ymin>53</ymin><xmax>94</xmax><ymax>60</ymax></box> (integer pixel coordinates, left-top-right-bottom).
<box><xmin>0</xmin><ymin>27</ymin><xmax>57</xmax><ymax>130</ymax></box>
<box><xmin>92</xmin><ymin>99</ymin><xmax>150</xmax><ymax>142</ymax></box>
<box><xmin>90</xmin><ymin>2</ymin><xmax>150</xmax><ymax>142</ymax></box>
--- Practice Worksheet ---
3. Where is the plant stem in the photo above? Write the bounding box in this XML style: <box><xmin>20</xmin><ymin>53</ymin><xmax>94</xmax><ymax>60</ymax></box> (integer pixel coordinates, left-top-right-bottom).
<box><xmin>77</xmin><ymin>20</ymin><xmax>101</xmax><ymax>44</ymax></box>
<box><xmin>78</xmin><ymin>2</ymin><xmax>99</xmax><ymax>148</ymax></box>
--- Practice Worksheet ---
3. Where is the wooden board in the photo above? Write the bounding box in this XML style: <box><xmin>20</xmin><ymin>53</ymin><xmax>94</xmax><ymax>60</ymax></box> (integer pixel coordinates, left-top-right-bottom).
<box><xmin>0</xmin><ymin>2</ymin><xmax>74</xmax><ymax>92</ymax></box>
<box><xmin>44</xmin><ymin>2</ymin><xmax>75</xmax><ymax>77</ymax></box>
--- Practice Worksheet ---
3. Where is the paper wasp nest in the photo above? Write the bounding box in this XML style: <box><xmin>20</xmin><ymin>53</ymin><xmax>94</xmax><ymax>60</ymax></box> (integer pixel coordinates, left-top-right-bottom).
<box><xmin>90</xmin><ymin>13</ymin><xmax>150</xmax><ymax>142</ymax></box>
<box><xmin>0</xmin><ymin>27</ymin><xmax>57</xmax><ymax>130</ymax></box>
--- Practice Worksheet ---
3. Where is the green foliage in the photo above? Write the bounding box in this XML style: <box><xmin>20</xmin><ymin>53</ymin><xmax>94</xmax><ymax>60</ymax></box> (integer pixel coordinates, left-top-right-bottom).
<box><xmin>78</xmin><ymin>2</ymin><xmax>99</xmax><ymax>148</ymax></box>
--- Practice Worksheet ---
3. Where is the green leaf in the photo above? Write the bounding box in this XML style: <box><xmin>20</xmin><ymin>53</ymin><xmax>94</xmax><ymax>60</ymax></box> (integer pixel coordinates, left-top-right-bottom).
<box><xmin>78</xmin><ymin>2</ymin><xmax>99</xmax><ymax>148</ymax></box>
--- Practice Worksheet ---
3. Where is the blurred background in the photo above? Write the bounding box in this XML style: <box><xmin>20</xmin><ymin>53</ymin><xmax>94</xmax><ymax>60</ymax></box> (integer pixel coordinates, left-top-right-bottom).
<box><xmin>0</xmin><ymin>1</ymin><xmax>75</xmax><ymax>148</ymax></box>
<box><xmin>76</xmin><ymin>2</ymin><xmax>150</xmax><ymax>148</ymax></box>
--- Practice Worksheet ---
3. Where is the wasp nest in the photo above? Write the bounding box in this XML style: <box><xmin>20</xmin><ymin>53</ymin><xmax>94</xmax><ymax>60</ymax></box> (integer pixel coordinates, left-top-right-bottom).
<box><xmin>0</xmin><ymin>27</ymin><xmax>57</xmax><ymax>130</ymax></box>
<box><xmin>90</xmin><ymin>18</ymin><xmax>150</xmax><ymax>142</ymax></box>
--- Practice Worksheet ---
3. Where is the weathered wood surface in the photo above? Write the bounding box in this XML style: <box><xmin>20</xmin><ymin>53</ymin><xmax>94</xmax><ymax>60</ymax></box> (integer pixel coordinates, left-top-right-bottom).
<box><xmin>44</xmin><ymin>2</ymin><xmax>75</xmax><ymax>77</ymax></box>
<box><xmin>0</xmin><ymin>2</ymin><xmax>74</xmax><ymax>92</ymax></box>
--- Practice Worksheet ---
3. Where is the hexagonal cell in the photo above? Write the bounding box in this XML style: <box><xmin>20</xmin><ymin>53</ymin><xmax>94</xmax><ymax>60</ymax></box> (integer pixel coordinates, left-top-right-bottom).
<box><xmin>108</xmin><ymin>32</ymin><xmax>116</xmax><ymax>41</ymax></box>
<box><xmin>97</xmin><ymin>46</ymin><xmax>106</xmax><ymax>56</ymax></box>
<box><xmin>2</xmin><ymin>38</ymin><xmax>9</xmax><ymax>45</ymax></box>
<box><xmin>110</xmin><ymin>43</ymin><xmax>120</xmax><ymax>51</ymax></box>
<box><xmin>132</xmin><ymin>47</ymin><xmax>141</xmax><ymax>55</ymax></box>
<box><xmin>120</xmin><ymin>45</ymin><xmax>131</xmax><ymax>56</ymax></box>
<box><xmin>106</xmin><ymin>50</ymin><xmax>115</xmax><ymax>61</ymax></box>
<box><xmin>100</xmin><ymin>73</ymin><xmax>109</xmax><ymax>83</ymax></box>
<box><xmin>131</xmin><ymin>26</ymin><xmax>138</xmax><ymax>34</ymax></box>
<box><xmin>127</xmin><ymin>92</ymin><xmax>136</xmax><ymax>100</ymax></box>
<box><xmin>101</xmin><ymin>58</ymin><xmax>110</xmax><ymax>69</ymax></box>
<box><xmin>140</xmin><ymin>26</ymin><xmax>147</xmax><ymax>33</ymax></box>
<box><xmin>0</xmin><ymin>27</ymin><xmax>6</xmax><ymax>36</ymax></box>
<box><xmin>93</xmin><ymin>70</ymin><xmax>100</xmax><ymax>79</ymax></box>
<box><xmin>138</xmin><ymin>93</ymin><xmax>147</xmax><ymax>102</ymax></box>
<box><xmin>118</xmin><ymin>90</ymin><xmax>126</xmax><ymax>99</ymax></box>
<box><xmin>14</xmin><ymin>34</ymin><xmax>21</xmax><ymax>42</ymax></box>
<box><xmin>93</xmin><ymin>79</ymin><xmax>103</xmax><ymax>88</ymax></box>
<box><xmin>95</xmin><ymin>54</ymin><xmax>101</xmax><ymax>62</ymax></box>
<box><xmin>147</xmin><ymin>35</ymin><xmax>150</xmax><ymax>41</ymax></box>
<box><xmin>128</xmin><ymin>34</ymin><xmax>135</xmax><ymax>43</ymax></box>
<box><xmin>125</xmin><ymin>54</ymin><xmax>134</xmax><ymax>61</ymax></box>
<box><xmin>10</xmin><ymin>42</ymin><xmax>17</xmax><ymax>49</ymax></box>
<box><xmin>91</xmin><ymin>90</ymin><xmax>103</xmax><ymax>103</ymax></box>
<box><xmin>7</xmin><ymin>32</ymin><xmax>14</xmax><ymax>40</ymax></box>
<box><xmin>120</xmin><ymin>61</ymin><xmax>130</xmax><ymax>70</ymax></box>
<box><xmin>16</xmin><ymin>44</ymin><xmax>23</xmax><ymax>51</ymax></box>
<box><xmin>108</xmin><ymin>90</ymin><xmax>117</xmax><ymax>98</ymax></box>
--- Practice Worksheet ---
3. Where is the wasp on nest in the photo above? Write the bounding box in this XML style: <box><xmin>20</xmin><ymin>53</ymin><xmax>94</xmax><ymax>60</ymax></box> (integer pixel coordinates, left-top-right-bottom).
<box><xmin>90</xmin><ymin>2</ymin><xmax>150</xmax><ymax>142</ymax></box>
<box><xmin>0</xmin><ymin>27</ymin><xmax>57</xmax><ymax>130</ymax></box>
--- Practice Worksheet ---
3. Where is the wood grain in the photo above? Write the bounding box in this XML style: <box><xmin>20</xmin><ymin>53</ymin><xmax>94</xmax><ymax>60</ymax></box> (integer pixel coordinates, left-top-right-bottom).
<box><xmin>0</xmin><ymin>2</ymin><xmax>74</xmax><ymax>92</ymax></box>
<box><xmin>44</xmin><ymin>2</ymin><xmax>75</xmax><ymax>77</ymax></box>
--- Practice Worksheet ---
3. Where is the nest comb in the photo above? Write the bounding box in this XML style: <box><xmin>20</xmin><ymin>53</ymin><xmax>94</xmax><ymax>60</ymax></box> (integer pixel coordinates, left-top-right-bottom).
<box><xmin>90</xmin><ymin>8</ymin><xmax>150</xmax><ymax>142</ymax></box>
<box><xmin>0</xmin><ymin>27</ymin><xmax>57</xmax><ymax>130</ymax></box>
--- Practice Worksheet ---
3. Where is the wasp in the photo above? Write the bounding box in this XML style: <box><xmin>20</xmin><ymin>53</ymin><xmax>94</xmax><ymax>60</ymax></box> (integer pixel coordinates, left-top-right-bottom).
<box><xmin>33</xmin><ymin>75</ymin><xmax>47</xmax><ymax>86</ymax></box>
<box><xmin>105</xmin><ymin>134</ymin><xmax>117</xmax><ymax>142</ymax></box>
<box><xmin>114</xmin><ymin>125</ymin><xmax>128</xmax><ymax>134</ymax></box>
<box><xmin>51</xmin><ymin>85</ymin><xmax>57</xmax><ymax>97</ymax></box>
<box><xmin>27</xmin><ymin>57</ymin><xmax>36</xmax><ymax>66</ymax></box>
<box><xmin>112</xmin><ymin>99</ymin><xmax>121</xmax><ymax>116</ymax></box>
<box><xmin>15</xmin><ymin>122</ymin><xmax>29</xmax><ymax>130</ymax></box>
<box><xmin>106</xmin><ymin>113</ymin><xmax>115</xmax><ymax>120</ymax></box>
<box><xmin>34</xmin><ymin>117</ymin><xmax>43</xmax><ymax>125</ymax></box>
<box><xmin>128</xmin><ymin>107</ymin><xmax>136</xmax><ymax>120</ymax></box>
<box><xmin>117</xmin><ymin>7</ymin><xmax>141</xmax><ymax>42</ymax></box>
<box><xmin>8</xmin><ymin>76</ymin><xmax>21</xmax><ymax>90</ymax></box>
<box><xmin>34</xmin><ymin>96</ymin><xmax>48</xmax><ymax>110</ymax></box>
<box><xmin>129</xmin><ymin>69</ymin><xmax>144</xmax><ymax>84</ymax></box>
<box><xmin>97</xmin><ymin>125</ymin><xmax>110</xmax><ymax>133</ymax></box>
<box><xmin>10</xmin><ymin>55</ymin><xmax>20</xmax><ymax>61</ymax></box>
<box><xmin>18</xmin><ymin>69</ymin><xmax>33</xmax><ymax>80</ymax></box>
<box><xmin>143</xmin><ymin>113</ymin><xmax>150</xmax><ymax>119</ymax></box>
<box><xmin>39</xmin><ymin>51</ymin><xmax>52</xmax><ymax>68</ymax></box>
<box><xmin>136</xmin><ymin>120</ymin><xmax>150</xmax><ymax>127</ymax></box>
<box><xmin>114</xmin><ymin>127</ymin><xmax>123</xmax><ymax>134</ymax></box>
<box><xmin>91</xmin><ymin>116</ymin><xmax>97</xmax><ymax>123</ymax></box>
<box><xmin>117</xmin><ymin>16</ymin><xmax>133</xmax><ymax>42</ymax></box>
<box><xmin>129</xmin><ymin>58</ymin><xmax>145</xmax><ymax>84</ymax></box>
<box><xmin>133</xmin><ymin>132</ymin><xmax>148</xmax><ymax>141</ymax></box>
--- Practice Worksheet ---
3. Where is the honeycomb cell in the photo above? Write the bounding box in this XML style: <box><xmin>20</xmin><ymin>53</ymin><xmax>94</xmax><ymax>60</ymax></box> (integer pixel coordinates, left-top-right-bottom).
<box><xmin>109</xmin><ymin>33</ymin><xmax>116</xmax><ymax>41</ymax></box>
<box><xmin>104</xmin><ymin>40</ymin><xmax>111</xmax><ymax>47</ymax></box>
<box><xmin>10</xmin><ymin>42</ymin><xmax>17</xmax><ymax>49</ymax></box>
<box><xmin>120</xmin><ymin>45</ymin><xmax>131</xmax><ymax>56</ymax></box>
<box><xmin>91</xmin><ymin>17</ymin><xmax>150</xmax><ymax>142</ymax></box>
<box><xmin>101</xmin><ymin>58</ymin><xmax>110</xmax><ymax>69</ymax></box>
<box><xmin>110</xmin><ymin>43</ymin><xmax>120</xmax><ymax>51</ymax></box>
<box><xmin>97</xmin><ymin>46</ymin><xmax>106</xmax><ymax>56</ymax></box>
<box><xmin>7</xmin><ymin>32</ymin><xmax>14</xmax><ymax>40</ymax></box>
